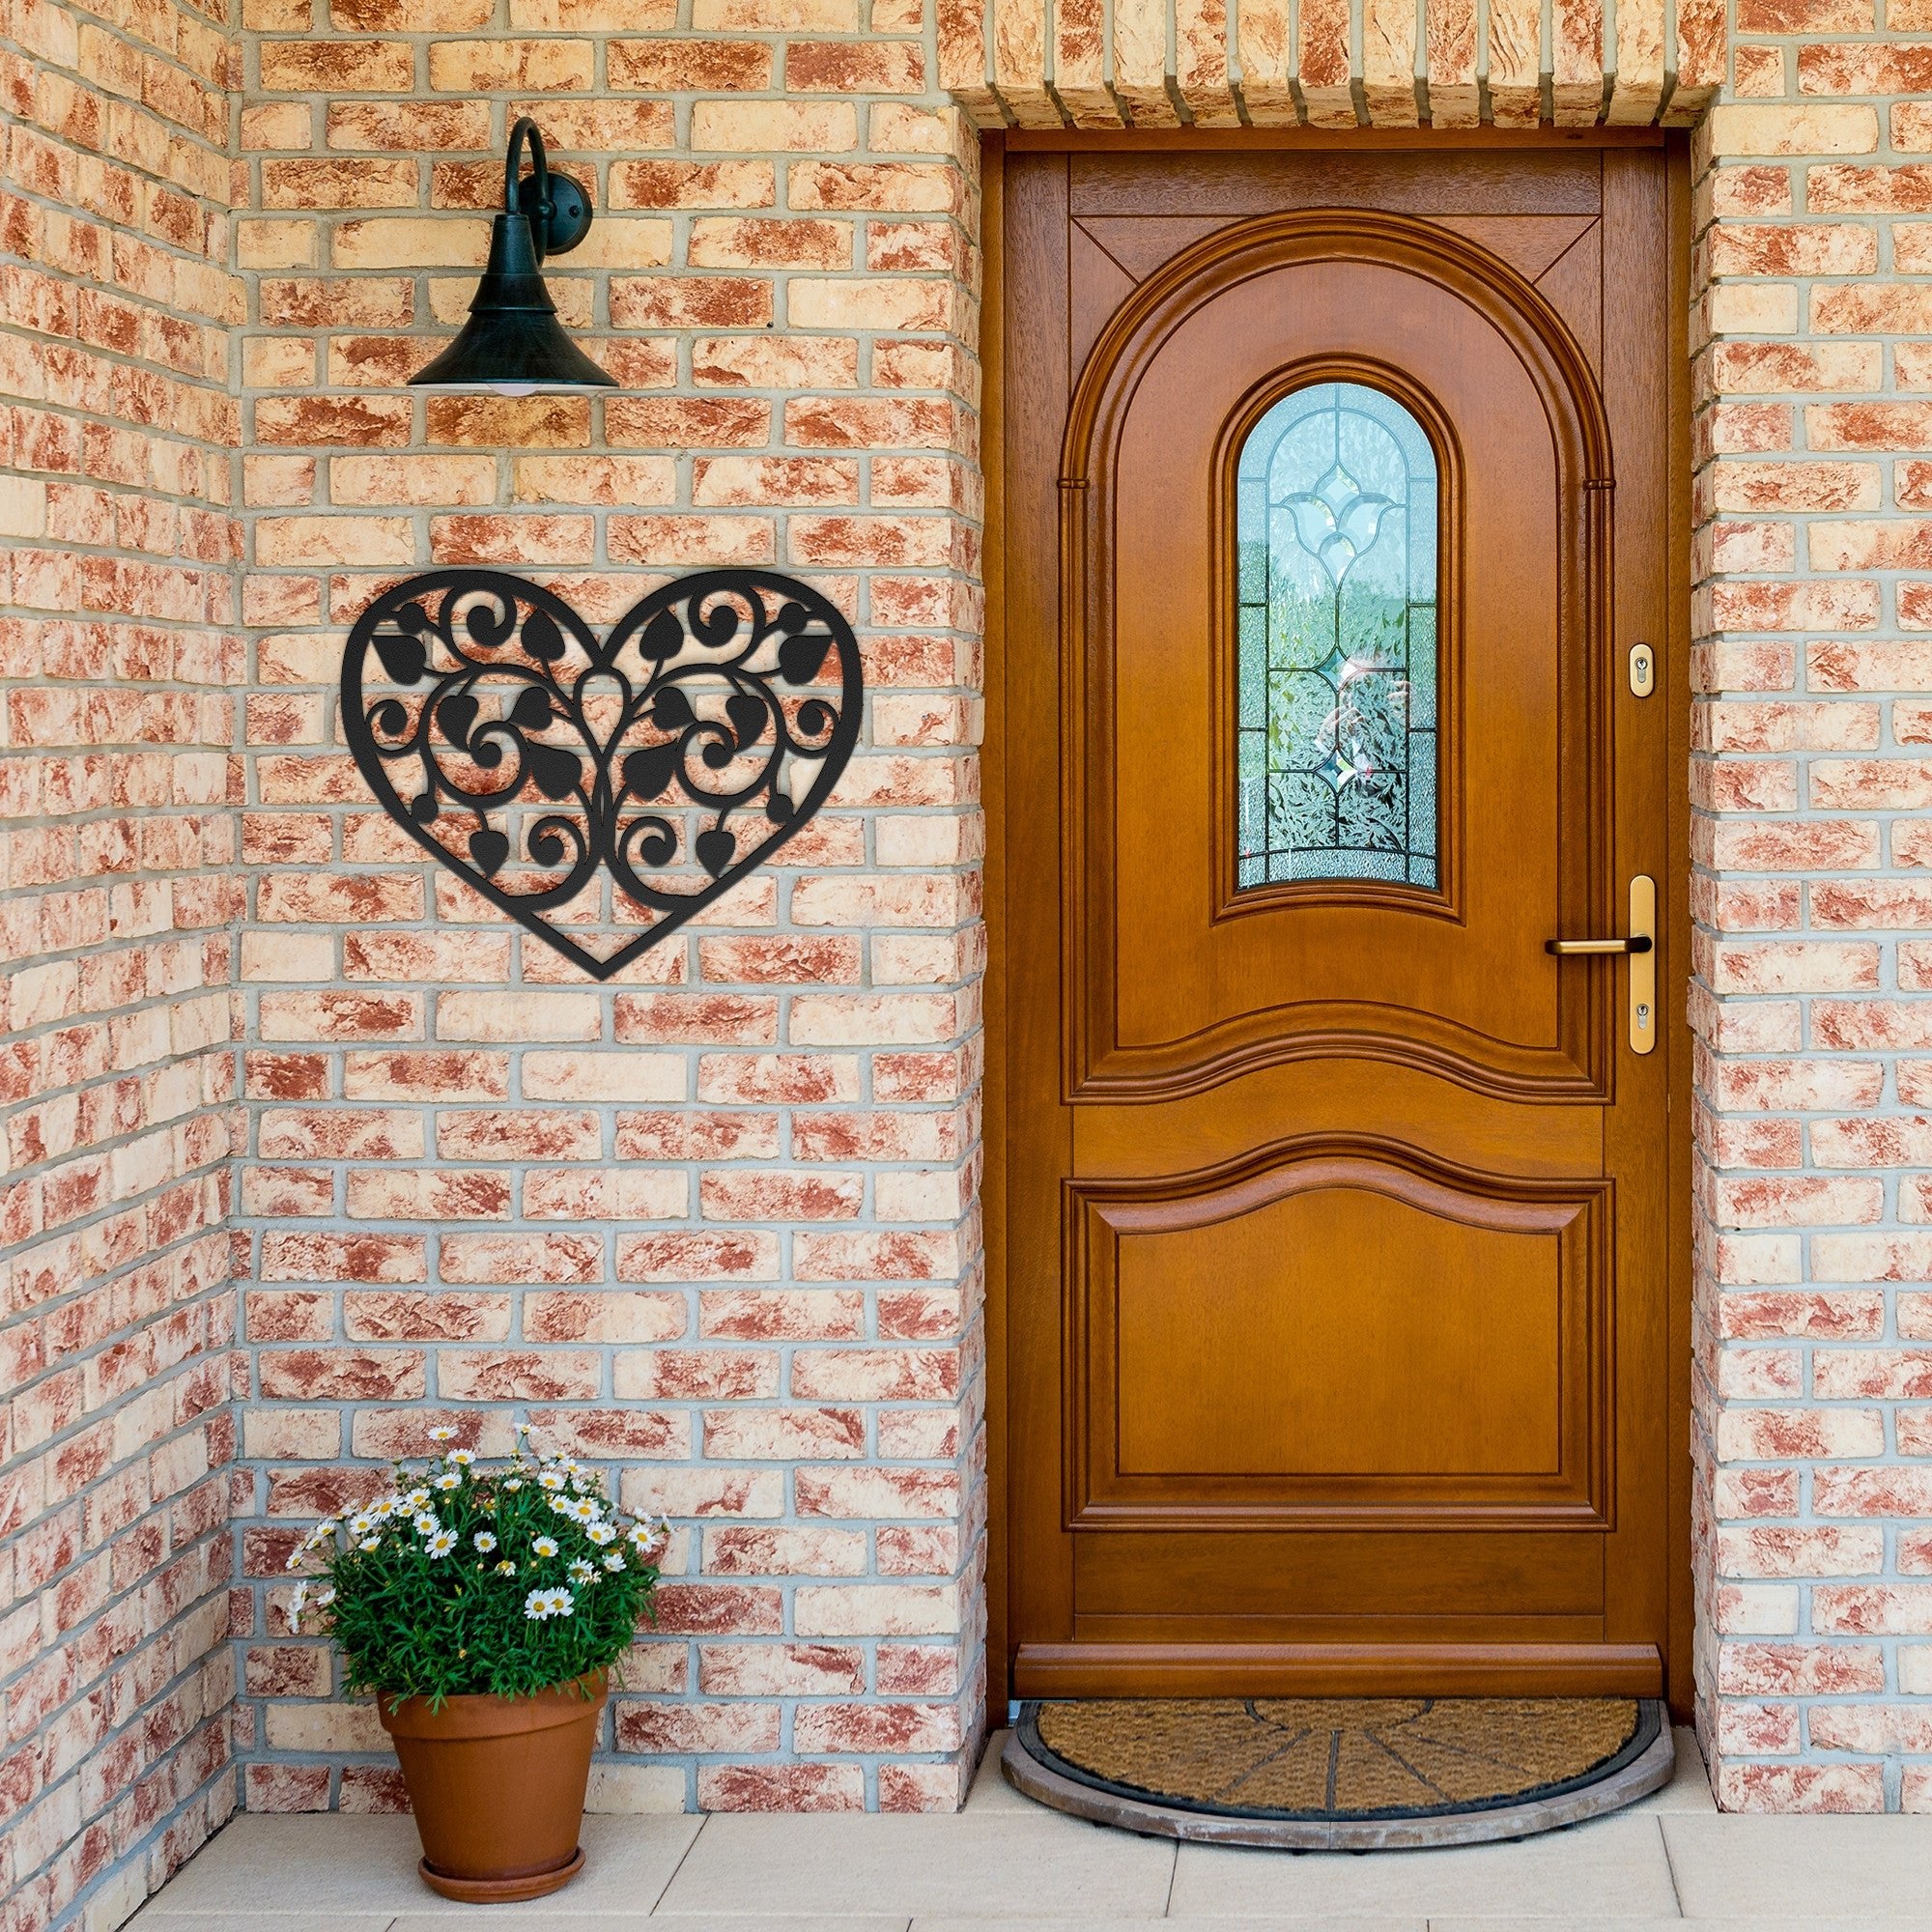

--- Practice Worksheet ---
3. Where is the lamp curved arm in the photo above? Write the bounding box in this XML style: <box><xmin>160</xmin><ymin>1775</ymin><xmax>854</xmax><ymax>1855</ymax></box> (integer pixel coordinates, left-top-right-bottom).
<box><xmin>504</xmin><ymin>116</ymin><xmax>552</xmax><ymax>262</ymax></box>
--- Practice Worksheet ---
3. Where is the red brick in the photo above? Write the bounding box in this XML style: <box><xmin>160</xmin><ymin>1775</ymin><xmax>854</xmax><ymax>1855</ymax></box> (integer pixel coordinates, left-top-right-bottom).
<box><xmin>696</xmin><ymin>1763</ymin><xmax>865</xmax><ymax>1810</ymax></box>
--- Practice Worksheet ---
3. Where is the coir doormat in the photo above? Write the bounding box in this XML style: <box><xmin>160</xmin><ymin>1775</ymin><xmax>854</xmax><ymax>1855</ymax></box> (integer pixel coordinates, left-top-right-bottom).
<box><xmin>1004</xmin><ymin>1697</ymin><xmax>1674</xmax><ymax>1849</ymax></box>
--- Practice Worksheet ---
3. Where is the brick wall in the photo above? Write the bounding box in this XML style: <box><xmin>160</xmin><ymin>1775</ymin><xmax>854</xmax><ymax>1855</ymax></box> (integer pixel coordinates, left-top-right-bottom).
<box><xmin>29</xmin><ymin>0</ymin><xmax>1932</xmax><ymax>1893</ymax></box>
<box><xmin>0</xmin><ymin>0</ymin><xmax>244</xmax><ymax>1921</ymax></box>
<box><xmin>1690</xmin><ymin>31</ymin><xmax>1932</xmax><ymax>1810</ymax></box>
<box><xmin>226</xmin><ymin>2</ymin><xmax>988</xmax><ymax>1818</ymax></box>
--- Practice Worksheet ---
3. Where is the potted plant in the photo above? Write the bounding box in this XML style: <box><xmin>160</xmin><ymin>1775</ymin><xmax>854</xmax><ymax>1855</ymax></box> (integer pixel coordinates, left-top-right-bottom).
<box><xmin>287</xmin><ymin>1425</ymin><xmax>668</xmax><ymax>1902</ymax></box>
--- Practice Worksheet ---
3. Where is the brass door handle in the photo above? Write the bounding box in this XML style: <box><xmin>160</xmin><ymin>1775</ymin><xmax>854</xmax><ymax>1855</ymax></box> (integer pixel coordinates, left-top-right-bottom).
<box><xmin>1545</xmin><ymin>876</ymin><xmax>1657</xmax><ymax>1055</ymax></box>
<box><xmin>1545</xmin><ymin>935</ymin><xmax>1653</xmax><ymax>955</ymax></box>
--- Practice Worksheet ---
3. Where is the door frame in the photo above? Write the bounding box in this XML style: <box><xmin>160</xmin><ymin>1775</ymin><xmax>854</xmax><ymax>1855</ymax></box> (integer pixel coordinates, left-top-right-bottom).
<box><xmin>980</xmin><ymin>128</ymin><xmax>1696</xmax><ymax>1719</ymax></box>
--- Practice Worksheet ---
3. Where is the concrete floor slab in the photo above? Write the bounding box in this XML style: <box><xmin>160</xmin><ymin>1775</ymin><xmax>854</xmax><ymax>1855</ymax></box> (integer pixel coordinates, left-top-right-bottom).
<box><xmin>1431</xmin><ymin>1922</ymin><xmax>1932</xmax><ymax>1932</ymax></box>
<box><xmin>131</xmin><ymin>1813</ymin><xmax>703</xmax><ymax>1918</ymax></box>
<box><xmin>131</xmin><ymin>1918</ymin><xmax>397</xmax><ymax>1932</ymax></box>
<box><xmin>1628</xmin><ymin>1731</ymin><xmax>1717</xmax><ymax>1814</ymax></box>
<box><xmin>917</xmin><ymin>1920</ymin><xmax>1426</xmax><ymax>1932</ymax></box>
<box><xmin>1168</xmin><ymin>1816</ymin><xmax>1680</xmax><ymax>1919</ymax></box>
<box><xmin>654</xmin><ymin>1814</ymin><xmax>1176</xmax><ymax>1918</ymax></box>
<box><xmin>389</xmin><ymin>1919</ymin><xmax>905</xmax><ymax>1931</ymax></box>
<box><xmin>1662</xmin><ymin>1814</ymin><xmax>1932</xmax><ymax>1919</ymax></box>
<box><xmin>964</xmin><ymin>1728</ymin><xmax>1033</xmax><ymax>1811</ymax></box>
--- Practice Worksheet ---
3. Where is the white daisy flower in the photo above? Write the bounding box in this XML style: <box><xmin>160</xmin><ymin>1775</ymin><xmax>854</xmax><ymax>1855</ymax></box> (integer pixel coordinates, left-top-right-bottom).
<box><xmin>358</xmin><ymin>1537</ymin><xmax>381</xmax><ymax>1552</ymax></box>
<box><xmin>472</xmin><ymin>1531</ymin><xmax>497</xmax><ymax>1553</ymax></box>
<box><xmin>371</xmin><ymin>1497</ymin><xmax>397</xmax><ymax>1519</ymax></box>
<box><xmin>427</xmin><ymin>1529</ymin><xmax>458</xmax><ymax>1557</ymax></box>
<box><xmin>413</xmin><ymin>1512</ymin><xmax>439</xmax><ymax>1536</ymax></box>
<box><xmin>627</xmin><ymin>1518</ymin><xmax>668</xmax><ymax>1554</ymax></box>
<box><xmin>495</xmin><ymin>1559</ymin><xmax>518</xmax><ymax>1577</ymax></box>
<box><xmin>602</xmin><ymin>1552</ymin><xmax>626</xmax><ymax>1573</ymax></box>
<box><xmin>538</xmin><ymin>1470</ymin><xmax>566</xmax><ymax>1492</ymax></box>
<box><xmin>315</xmin><ymin>1585</ymin><xmax>335</xmax><ymax>1607</ymax></box>
<box><xmin>503</xmin><ymin>1478</ymin><xmax>524</xmax><ymax>1492</ymax></box>
<box><xmin>434</xmin><ymin>1471</ymin><xmax>461</xmax><ymax>1492</ymax></box>
<box><xmin>523</xmin><ymin>1586</ymin><xmax>574</xmax><ymax>1621</ymax></box>
<box><xmin>565</xmin><ymin>1498</ymin><xmax>599</xmax><ymax>1524</ymax></box>
<box><xmin>568</xmin><ymin>1558</ymin><xmax>595</xmax><ymax>1584</ymax></box>
<box><xmin>404</xmin><ymin>1488</ymin><xmax>431</xmax><ymax>1510</ymax></box>
<box><xmin>586</xmin><ymin>1522</ymin><xmax>617</xmax><ymax>1546</ymax></box>
<box><xmin>447</xmin><ymin>1449</ymin><xmax>475</xmax><ymax>1466</ymax></box>
<box><xmin>347</xmin><ymin>1513</ymin><xmax>374</xmax><ymax>1538</ymax></box>
<box><xmin>532</xmin><ymin>1535</ymin><xmax>558</xmax><ymax>1559</ymax></box>
<box><xmin>429</xmin><ymin>1426</ymin><xmax>457</xmax><ymax>1442</ymax></box>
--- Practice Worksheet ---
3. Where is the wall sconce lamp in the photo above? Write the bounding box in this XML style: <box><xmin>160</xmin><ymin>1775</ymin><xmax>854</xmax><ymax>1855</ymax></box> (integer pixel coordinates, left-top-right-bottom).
<box><xmin>410</xmin><ymin>117</ymin><xmax>615</xmax><ymax>396</ymax></box>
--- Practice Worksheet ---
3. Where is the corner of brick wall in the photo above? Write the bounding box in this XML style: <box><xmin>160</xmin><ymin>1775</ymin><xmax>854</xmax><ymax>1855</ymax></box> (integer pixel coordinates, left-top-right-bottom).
<box><xmin>0</xmin><ymin>0</ymin><xmax>248</xmax><ymax>1918</ymax></box>
<box><xmin>1690</xmin><ymin>13</ymin><xmax>1932</xmax><ymax>1812</ymax></box>
<box><xmin>227</xmin><ymin>0</ymin><xmax>989</xmax><ymax>1816</ymax></box>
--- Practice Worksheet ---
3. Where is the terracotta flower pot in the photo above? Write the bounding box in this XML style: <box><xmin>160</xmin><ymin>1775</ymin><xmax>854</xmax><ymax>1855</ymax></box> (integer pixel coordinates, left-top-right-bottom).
<box><xmin>378</xmin><ymin>1672</ymin><xmax>607</xmax><ymax>1902</ymax></box>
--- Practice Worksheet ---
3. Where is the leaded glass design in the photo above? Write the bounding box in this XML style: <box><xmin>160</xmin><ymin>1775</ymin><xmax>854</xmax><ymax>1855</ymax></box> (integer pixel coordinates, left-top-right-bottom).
<box><xmin>1236</xmin><ymin>382</ymin><xmax>1439</xmax><ymax>890</ymax></box>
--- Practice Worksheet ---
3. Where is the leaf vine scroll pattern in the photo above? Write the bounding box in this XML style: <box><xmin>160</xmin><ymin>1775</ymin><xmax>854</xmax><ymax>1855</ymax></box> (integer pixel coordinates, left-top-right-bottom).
<box><xmin>341</xmin><ymin>568</ymin><xmax>863</xmax><ymax>980</ymax></box>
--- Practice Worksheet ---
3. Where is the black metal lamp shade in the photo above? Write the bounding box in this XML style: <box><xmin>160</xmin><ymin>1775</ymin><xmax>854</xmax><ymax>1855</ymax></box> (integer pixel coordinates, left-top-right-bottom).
<box><xmin>410</xmin><ymin>117</ymin><xmax>615</xmax><ymax>395</ymax></box>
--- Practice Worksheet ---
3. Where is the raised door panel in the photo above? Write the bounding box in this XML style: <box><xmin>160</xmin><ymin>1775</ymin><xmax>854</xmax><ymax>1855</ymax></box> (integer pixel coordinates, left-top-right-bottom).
<box><xmin>1120</xmin><ymin>1201</ymin><xmax>1564</xmax><ymax>1478</ymax></box>
<box><xmin>1068</xmin><ymin>1146</ymin><xmax>1609</xmax><ymax>1531</ymax></box>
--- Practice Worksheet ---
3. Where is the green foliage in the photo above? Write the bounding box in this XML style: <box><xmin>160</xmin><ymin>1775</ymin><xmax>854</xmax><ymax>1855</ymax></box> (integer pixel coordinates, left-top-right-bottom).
<box><xmin>287</xmin><ymin>1428</ymin><xmax>668</xmax><ymax>1708</ymax></box>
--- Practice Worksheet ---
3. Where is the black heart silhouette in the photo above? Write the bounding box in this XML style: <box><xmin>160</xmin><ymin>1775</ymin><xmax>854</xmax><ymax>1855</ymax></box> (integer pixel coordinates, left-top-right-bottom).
<box><xmin>341</xmin><ymin>568</ymin><xmax>862</xmax><ymax>980</ymax></box>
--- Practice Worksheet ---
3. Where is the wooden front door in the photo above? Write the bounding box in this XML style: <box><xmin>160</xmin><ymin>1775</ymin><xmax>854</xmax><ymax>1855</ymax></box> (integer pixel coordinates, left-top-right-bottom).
<box><xmin>995</xmin><ymin>141</ymin><xmax>1688</xmax><ymax>1702</ymax></box>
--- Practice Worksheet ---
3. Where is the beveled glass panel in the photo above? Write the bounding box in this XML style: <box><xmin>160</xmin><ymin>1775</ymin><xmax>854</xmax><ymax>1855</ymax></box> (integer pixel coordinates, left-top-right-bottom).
<box><xmin>1236</xmin><ymin>382</ymin><xmax>1439</xmax><ymax>891</ymax></box>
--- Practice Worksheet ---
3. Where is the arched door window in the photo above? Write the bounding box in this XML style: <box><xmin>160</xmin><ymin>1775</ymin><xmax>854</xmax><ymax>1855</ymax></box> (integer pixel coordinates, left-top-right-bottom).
<box><xmin>1236</xmin><ymin>381</ymin><xmax>1439</xmax><ymax>891</ymax></box>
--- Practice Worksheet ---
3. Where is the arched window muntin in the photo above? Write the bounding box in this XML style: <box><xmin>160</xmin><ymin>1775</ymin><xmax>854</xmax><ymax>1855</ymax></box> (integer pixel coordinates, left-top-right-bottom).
<box><xmin>1236</xmin><ymin>378</ymin><xmax>1442</xmax><ymax>894</ymax></box>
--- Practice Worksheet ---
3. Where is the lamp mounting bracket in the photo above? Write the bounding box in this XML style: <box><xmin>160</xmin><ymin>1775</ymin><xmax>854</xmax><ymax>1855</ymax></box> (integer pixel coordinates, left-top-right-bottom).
<box><xmin>505</xmin><ymin>115</ymin><xmax>591</xmax><ymax>261</ymax></box>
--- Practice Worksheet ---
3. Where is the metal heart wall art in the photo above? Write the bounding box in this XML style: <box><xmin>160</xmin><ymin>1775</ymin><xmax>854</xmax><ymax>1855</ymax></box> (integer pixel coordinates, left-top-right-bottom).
<box><xmin>341</xmin><ymin>568</ymin><xmax>863</xmax><ymax>980</ymax></box>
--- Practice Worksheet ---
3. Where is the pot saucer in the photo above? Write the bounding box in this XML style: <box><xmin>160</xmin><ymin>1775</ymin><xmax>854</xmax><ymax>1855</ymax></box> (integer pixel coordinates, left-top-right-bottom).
<box><xmin>417</xmin><ymin>1845</ymin><xmax>584</xmax><ymax>1902</ymax></box>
